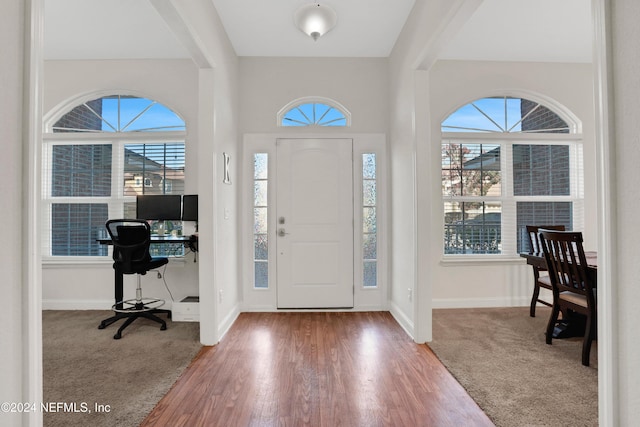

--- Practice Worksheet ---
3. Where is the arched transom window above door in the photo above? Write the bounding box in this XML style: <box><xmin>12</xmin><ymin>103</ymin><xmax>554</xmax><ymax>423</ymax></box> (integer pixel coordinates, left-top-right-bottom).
<box><xmin>277</xmin><ymin>97</ymin><xmax>351</xmax><ymax>127</ymax></box>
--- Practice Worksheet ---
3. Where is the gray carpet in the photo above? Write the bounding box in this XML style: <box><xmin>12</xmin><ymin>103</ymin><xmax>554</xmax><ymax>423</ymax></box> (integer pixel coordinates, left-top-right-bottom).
<box><xmin>43</xmin><ymin>310</ymin><xmax>201</xmax><ymax>427</ymax></box>
<box><xmin>429</xmin><ymin>307</ymin><xmax>598</xmax><ymax>427</ymax></box>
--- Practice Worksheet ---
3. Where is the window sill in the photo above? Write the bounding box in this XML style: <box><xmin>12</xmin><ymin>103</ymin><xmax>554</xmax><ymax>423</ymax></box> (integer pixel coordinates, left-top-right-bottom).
<box><xmin>440</xmin><ymin>256</ymin><xmax>525</xmax><ymax>267</ymax></box>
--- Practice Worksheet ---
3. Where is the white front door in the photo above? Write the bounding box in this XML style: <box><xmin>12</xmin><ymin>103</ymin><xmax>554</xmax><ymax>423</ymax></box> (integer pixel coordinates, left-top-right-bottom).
<box><xmin>276</xmin><ymin>138</ymin><xmax>354</xmax><ymax>308</ymax></box>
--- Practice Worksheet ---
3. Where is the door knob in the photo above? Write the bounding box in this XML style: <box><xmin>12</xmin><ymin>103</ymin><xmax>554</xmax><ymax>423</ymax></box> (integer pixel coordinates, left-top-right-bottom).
<box><xmin>278</xmin><ymin>228</ymin><xmax>289</xmax><ymax>237</ymax></box>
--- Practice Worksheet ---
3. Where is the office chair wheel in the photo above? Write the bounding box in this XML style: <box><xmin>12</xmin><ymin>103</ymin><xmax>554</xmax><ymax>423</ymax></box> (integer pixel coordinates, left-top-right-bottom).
<box><xmin>114</xmin><ymin>332</ymin><xmax>122</xmax><ymax>339</ymax></box>
<box><xmin>161</xmin><ymin>324</ymin><xmax>167</xmax><ymax>331</ymax></box>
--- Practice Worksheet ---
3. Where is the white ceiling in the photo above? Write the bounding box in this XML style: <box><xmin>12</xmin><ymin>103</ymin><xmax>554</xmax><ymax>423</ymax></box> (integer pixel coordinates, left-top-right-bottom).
<box><xmin>211</xmin><ymin>0</ymin><xmax>415</xmax><ymax>57</ymax></box>
<box><xmin>44</xmin><ymin>0</ymin><xmax>592</xmax><ymax>62</ymax></box>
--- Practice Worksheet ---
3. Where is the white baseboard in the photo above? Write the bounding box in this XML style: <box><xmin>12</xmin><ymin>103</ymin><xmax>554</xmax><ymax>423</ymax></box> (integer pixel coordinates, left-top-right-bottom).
<box><xmin>389</xmin><ymin>301</ymin><xmax>415</xmax><ymax>339</ymax></box>
<box><xmin>241</xmin><ymin>304</ymin><xmax>277</xmax><ymax>312</ymax></box>
<box><xmin>217</xmin><ymin>304</ymin><xmax>240</xmax><ymax>341</ymax></box>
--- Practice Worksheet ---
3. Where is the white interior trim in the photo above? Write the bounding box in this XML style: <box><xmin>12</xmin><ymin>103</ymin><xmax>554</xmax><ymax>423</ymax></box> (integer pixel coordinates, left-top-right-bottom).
<box><xmin>241</xmin><ymin>133</ymin><xmax>387</xmax><ymax>312</ymax></box>
<box><xmin>592</xmin><ymin>0</ymin><xmax>617</xmax><ymax>425</ymax></box>
<box><xmin>26</xmin><ymin>0</ymin><xmax>44</xmax><ymax>425</ymax></box>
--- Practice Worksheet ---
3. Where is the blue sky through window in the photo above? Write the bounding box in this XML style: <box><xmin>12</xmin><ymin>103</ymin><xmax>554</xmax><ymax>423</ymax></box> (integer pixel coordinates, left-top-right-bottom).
<box><xmin>442</xmin><ymin>97</ymin><xmax>523</xmax><ymax>133</ymax></box>
<box><xmin>100</xmin><ymin>97</ymin><xmax>185</xmax><ymax>132</ymax></box>
<box><xmin>282</xmin><ymin>102</ymin><xmax>346</xmax><ymax>127</ymax></box>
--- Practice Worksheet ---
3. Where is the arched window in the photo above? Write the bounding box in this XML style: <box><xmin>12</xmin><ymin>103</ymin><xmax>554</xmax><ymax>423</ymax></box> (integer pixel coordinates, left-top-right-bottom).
<box><xmin>43</xmin><ymin>94</ymin><xmax>187</xmax><ymax>258</ymax></box>
<box><xmin>442</xmin><ymin>96</ymin><xmax>572</xmax><ymax>134</ymax></box>
<box><xmin>441</xmin><ymin>96</ymin><xmax>583</xmax><ymax>257</ymax></box>
<box><xmin>50</xmin><ymin>94</ymin><xmax>185</xmax><ymax>133</ymax></box>
<box><xmin>278</xmin><ymin>97</ymin><xmax>350</xmax><ymax>127</ymax></box>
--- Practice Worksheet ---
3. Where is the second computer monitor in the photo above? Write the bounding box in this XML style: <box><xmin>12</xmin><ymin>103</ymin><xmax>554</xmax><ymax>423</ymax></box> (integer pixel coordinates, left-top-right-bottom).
<box><xmin>182</xmin><ymin>195</ymin><xmax>198</xmax><ymax>221</ymax></box>
<box><xmin>136</xmin><ymin>194</ymin><xmax>182</xmax><ymax>221</ymax></box>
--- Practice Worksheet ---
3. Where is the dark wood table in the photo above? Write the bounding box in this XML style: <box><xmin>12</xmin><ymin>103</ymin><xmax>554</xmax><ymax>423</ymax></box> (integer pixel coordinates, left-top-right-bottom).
<box><xmin>519</xmin><ymin>251</ymin><xmax>597</xmax><ymax>272</ymax></box>
<box><xmin>520</xmin><ymin>251</ymin><xmax>597</xmax><ymax>338</ymax></box>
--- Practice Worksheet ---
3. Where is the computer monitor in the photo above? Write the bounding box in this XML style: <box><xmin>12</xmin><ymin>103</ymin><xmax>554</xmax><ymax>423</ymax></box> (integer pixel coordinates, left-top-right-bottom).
<box><xmin>136</xmin><ymin>195</ymin><xmax>182</xmax><ymax>220</ymax></box>
<box><xmin>182</xmin><ymin>195</ymin><xmax>198</xmax><ymax>221</ymax></box>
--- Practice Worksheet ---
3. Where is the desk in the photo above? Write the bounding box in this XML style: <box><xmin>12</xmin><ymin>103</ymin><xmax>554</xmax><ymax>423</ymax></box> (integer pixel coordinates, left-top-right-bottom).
<box><xmin>98</xmin><ymin>235</ymin><xmax>198</xmax><ymax>310</ymax></box>
<box><xmin>98</xmin><ymin>234</ymin><xmax>198</xmax><ymax>252</ymax></box>
<box><xmin>520</xmin><ymin>251</ymin><xmax>597</xmax><ymax>338</ymax></box>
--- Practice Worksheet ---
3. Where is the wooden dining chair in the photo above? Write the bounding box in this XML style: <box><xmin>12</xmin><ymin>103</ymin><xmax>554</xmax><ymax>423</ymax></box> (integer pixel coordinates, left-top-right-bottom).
<box><xmin>539</xmin><ymin>230</ymin><xmax>597</xmax><ymax>366</ymax></box>
<box><xmin>525</xmin><ymin>225</ymin><xmax>565</xmax><ymax>317</ymax></box>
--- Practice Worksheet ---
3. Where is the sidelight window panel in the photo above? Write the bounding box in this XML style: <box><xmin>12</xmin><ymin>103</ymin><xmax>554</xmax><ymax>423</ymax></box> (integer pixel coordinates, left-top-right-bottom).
<box><xmin>253</xmin><ymin>153</ymin><xmax>269</xmax><ymax>288</ymax></box>
<box><xmin>362</xmin><ymin>153</ymin><xmax>378</xmax><ymax>287</ymax></box>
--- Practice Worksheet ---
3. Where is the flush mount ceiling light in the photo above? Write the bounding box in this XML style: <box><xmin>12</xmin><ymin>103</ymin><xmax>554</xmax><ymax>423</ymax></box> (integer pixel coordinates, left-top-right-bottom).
<box><xmin>294</xmin><ymin>3</ymin><xmax>337</xmax><ymax>41</ymax></box>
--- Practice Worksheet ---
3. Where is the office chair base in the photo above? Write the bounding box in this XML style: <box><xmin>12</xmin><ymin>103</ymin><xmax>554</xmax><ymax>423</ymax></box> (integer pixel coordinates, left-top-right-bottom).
<box><xmin>112</xmin><ymin>297</ymin><xmax>165</xmax><ymax>313</ymax></box>
<box><xmin>99</xmin><ymin>304</ymin><xmax>172</xmax><ymax>339</ymax></box>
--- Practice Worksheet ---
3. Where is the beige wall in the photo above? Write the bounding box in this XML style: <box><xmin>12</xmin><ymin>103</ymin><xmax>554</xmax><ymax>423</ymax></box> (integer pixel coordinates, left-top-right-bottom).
<box><xmin>239</xmin><ymin>57</ymin><xmax>388</xmax><ymax>134</ymax></box>
<box><xmin>1</xmin><ymin>0</ymin><xmax>27</xmax><ymax>421</ymax></box>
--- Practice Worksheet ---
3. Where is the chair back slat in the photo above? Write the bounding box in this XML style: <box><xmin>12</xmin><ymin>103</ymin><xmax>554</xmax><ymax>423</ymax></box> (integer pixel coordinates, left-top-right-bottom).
<box><xmin>525</xmin><ymin>225</ymin><xmax>565</xmax><ymax>254</ymax></box>
<box><xmin>539</xmin><ymin>230</ymin><xmax>594</xmax><ymax>298</ymax></box>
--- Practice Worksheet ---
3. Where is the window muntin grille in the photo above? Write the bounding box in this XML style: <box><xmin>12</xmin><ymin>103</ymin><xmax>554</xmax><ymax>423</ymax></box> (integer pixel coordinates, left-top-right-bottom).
<box><xmin>281</xmin><ymin>102</ymin><xmax>347</xmax><ymax>127</ymax></box>
<box><xmin>442</xmin><ymin>143</ymin><xmax>501</xmax><ymax>197</ymax></box>
<box><xmin>442</xmin><ymin>96</ymin><xmax>570</xmax><ymax>134</ymax></box>
<box><xmin>52</xmin><ymin>95</ymin><xmax>185</xmax><ymax>133</ymax></box>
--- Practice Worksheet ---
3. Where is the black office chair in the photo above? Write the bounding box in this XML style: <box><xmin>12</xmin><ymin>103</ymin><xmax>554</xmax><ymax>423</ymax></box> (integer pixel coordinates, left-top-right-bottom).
<box><xmin>98</xmin><ymin>219</ymin><xmax>171</xmax><ymax>339</ymax></box>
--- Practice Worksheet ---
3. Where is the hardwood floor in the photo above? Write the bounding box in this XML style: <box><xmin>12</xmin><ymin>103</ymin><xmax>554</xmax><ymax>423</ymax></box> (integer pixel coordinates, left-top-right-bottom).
<box><xmin>141</xmin><ymin>312</ymin><xmax>494</xmax><ymax>426</ymax></box>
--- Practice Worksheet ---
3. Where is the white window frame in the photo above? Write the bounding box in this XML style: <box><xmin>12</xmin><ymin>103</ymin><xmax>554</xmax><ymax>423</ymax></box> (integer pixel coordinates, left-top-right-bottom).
<box><xmin>441</xmin><ymin>132</ymin><xmax>584</xmax><ymax>261</ymax></box>
<box><xmin>41</xmin><ymin>131</ymin><xmax>186</xmax><ymax>263</ymax></box>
